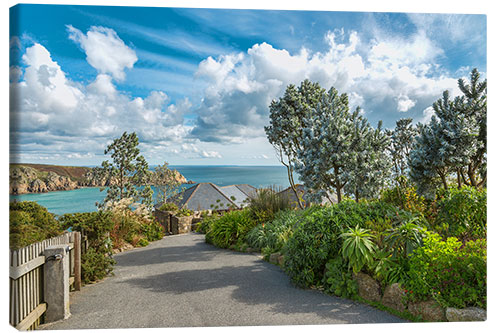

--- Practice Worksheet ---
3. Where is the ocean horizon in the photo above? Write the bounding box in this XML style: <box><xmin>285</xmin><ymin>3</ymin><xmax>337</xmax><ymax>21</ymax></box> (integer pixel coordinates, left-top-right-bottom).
<box><xmin>10</xmin><ymin>165</ymin><xmax>298</xmax><ymax>215</ymax></box>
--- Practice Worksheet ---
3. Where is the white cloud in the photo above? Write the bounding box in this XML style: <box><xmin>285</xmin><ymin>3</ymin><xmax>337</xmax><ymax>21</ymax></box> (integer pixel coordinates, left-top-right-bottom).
<box><xmin>396</xmin><ymin>94</ymin><xmax>416</xmax><ymax>112</ymax></box>
<box><xmin>11</xmin><ymin>39</ymin><xmax>194</xmax><ymax>163</ymax></box>
<box><xmin>191</xmin><ymin>29</ymin><xmax>459</xmax><ymax>142</ymax></box>
<box><xmin>67</xmin><ymin>25</ymin><xmax>137</xmax><ymax>81</ymax></box>
<box><xmin>200</xmin><ymin>150</ymin><xmax>222</xmax><ymax>159</ymax></box>
<box><xmin>421</xmin><ymin>106</ymin><xmax>436</xmax><ymax>124</ymax></box>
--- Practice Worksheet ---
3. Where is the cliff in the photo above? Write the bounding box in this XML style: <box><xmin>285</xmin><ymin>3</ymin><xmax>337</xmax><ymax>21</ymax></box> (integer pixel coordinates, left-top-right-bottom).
<box><xmin>10</xmin><ymin>164</ymin><xmax>188</xmax><ymax>195</ymax></box>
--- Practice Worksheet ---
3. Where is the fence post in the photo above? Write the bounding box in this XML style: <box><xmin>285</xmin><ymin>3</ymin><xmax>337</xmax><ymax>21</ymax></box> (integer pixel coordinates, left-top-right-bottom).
<box><xmin>43</xmin><ymin>245</ymin><xmax>71</xmax><ymax>322</ymax></box>
<box><xmin>74</xmin><ymin>232</ymin><xmax>82</xmax><ymax>291</ymax></box>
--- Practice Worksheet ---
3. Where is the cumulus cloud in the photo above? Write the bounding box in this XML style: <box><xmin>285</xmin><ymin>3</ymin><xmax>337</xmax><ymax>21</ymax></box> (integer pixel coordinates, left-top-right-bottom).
<box><xmin>67</xmin><ymin>25</ymin><xmax>138</xmax><ymax>81</ymax></box>
<box><xmin>191</xmin><ymin>29</ymin><xmax>459</xmax><ymax>142</ymax></box>
<box><xmin>11</xmin><ymin>35</ymin><xmax>194</xmax><ymax>163</ymax></box>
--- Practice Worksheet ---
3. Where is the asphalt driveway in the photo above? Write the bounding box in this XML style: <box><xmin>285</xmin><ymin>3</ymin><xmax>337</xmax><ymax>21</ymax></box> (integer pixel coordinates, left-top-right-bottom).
<box><xmin>41</xmin><ymin>233</ymin><xmax>406</xmax><ymax>329</ymax></box>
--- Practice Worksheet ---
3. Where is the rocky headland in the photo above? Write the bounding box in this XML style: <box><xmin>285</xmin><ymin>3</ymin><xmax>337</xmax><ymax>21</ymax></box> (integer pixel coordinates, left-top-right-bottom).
<box><xmin>9</xmin><ymin>164</ymin><xmax>188</xmax><ymax>195</ymax></box>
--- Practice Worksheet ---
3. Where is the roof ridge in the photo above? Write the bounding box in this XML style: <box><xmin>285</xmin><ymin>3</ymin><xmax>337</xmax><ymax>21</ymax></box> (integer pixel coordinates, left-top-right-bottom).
<box><xmin>182</xmin><ymin>183</ymin><xmax>201</xmax><ymax>208</ymax></box>
<box><xmin>209</xmin><ymin>183</ymin><xmax>238</xmax><ymax>206</ymax></box>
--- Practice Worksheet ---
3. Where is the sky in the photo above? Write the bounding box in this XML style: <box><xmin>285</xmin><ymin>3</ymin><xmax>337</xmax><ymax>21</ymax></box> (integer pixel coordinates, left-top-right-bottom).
<box><xmin>8</xmin><ymin>2</ymin><xmax>487</xmax><ymax>166</ymax></box>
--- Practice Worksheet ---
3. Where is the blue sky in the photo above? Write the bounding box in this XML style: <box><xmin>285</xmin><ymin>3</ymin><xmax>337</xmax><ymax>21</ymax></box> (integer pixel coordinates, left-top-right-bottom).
<box><xmin>9</xmin><ymin>3</ymin><xmax>487</xmax><ymax>166</ymax></box>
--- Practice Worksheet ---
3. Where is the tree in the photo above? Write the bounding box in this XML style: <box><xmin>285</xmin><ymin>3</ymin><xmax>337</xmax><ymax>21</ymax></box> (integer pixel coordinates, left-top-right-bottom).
<box><xmin>344</xmin><ymin>111</ymin><xmax>392</xmax><ymax>202</ymax></box>
<box><xmin>294</xmin><ymin>86</ymin><xmax>352</xmax><ymax>203</ymax></box>
<box><xmin>386</xmin><ymin>118</ymin><xmax>417</xmax><ymax>182</ymax></box>
<box><xmin>294</xmin><ymin>86</ymin><xmax>391</xmax><ymax>203</ymax></box>
<box><xmin>151</xmin><ymin>162</ymin><xmax>184</xmax><ymax>206</ymax></box>
<box><xmin>265</xmin><ymin>80</ymin><xmax>325</xmax><ymax>208</ymax></box>
<box><xmin>93</xmin><ymin>132</ymin><xmax>153</xmax><ymax>210</ymax></box>
<box><xmin>409</xmin><ymin>68</ymin><xmax>486</xmax><ymax>195</ymax></box>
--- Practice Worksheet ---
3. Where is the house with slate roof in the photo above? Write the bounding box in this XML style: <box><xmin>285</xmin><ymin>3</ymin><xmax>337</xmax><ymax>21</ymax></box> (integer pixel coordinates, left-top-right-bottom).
<box><xmin>165</xmin><ymin>182</ymin><xmax>257</xmax><ymax>212</ymax></box>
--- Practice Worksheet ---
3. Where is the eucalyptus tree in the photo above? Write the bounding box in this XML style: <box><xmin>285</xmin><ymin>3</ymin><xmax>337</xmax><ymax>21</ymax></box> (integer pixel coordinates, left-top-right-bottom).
<box><xmin>94</xmin><ymin>131</ymin><xmax>153</xmax><ymax>210</ymax></box>
<box><xmin>265</xmin><ymin>80</ymin><xmax>325</xmax><ymax>208</ymax></box>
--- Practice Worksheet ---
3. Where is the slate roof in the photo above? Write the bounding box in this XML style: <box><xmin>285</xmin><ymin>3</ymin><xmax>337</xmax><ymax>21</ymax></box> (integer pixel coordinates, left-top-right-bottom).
<box><xmin>165</xmin><ymin>183</ymin><xmax>257</xmax><ymax>211</ymax></box>
<box><xmin>219</xmin><ymin>184</ymin><xmax>257</xmax><ymax>207</ymax></box>
<box><xmin>279</xmin><ymin>184</ymin><xmax>337</xmax><ymax>208</ymax></box>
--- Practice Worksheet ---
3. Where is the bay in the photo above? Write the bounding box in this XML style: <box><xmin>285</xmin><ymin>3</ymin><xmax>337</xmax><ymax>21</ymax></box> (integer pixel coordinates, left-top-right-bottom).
<box><xmin>9</xmin><ymin>165</ymin><xmax>296</xmax><ymax>215</ymax></box>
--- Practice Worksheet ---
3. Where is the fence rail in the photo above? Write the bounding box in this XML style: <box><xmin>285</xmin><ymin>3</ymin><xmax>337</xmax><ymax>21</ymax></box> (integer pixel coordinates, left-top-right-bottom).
<box><xmin>9</xmin><ymin>231</ymin><xmax>87</xmax><ymax>330</ymax></box>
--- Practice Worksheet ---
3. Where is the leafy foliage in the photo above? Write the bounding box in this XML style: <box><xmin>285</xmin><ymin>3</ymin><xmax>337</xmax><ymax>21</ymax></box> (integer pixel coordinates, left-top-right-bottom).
<box><xmin>265</xmin><ymin>80</ymin><xmax>326</xmax><ymax>208</ymax></box>
<box><xmin>323</xmin><ymin>257</ymin><xmax>358</xmax><ymax>298</ymax></box>
<box><xmin>9</xmin><ymin>201</ymin><xmax>63</xmax><ymax>249</ymax></box>
<box><xmin>246</xmin><ymin>209</ymin><xmax>300</xmax><ymax>253</ymax></box>
<box><xmin>385</xmin><ymin>118</ymin><xmax>417</xmax><ymax>180</ymax></box>
<box><xmin>404</xmin><ymin>232</ymin><xmax>486</xmax><ymax>309</ymax></box>
<box><xmin>151</xmin><ymin>162</ymin><xmax>185</xmax><ymax>205</ymax></box>
<box><xmin>340</xmin><ymin>225</ymin><xmax>377</xmax><ymax>274</ymax></box>
<box><xmin>93</xmin><ymin>132</ymin><xmax>153</xmax><ymax>210</ymax></box>
<box><xmin>435</xmin><ymin>186</ymin><xmax>486</xmax><ymax>241</ymax></box>
<box><xmin>409</xmin><ymin>69</ymin><xmax>486</xmax><ymax>195</ymax></box>
<box><xmin>248</xmin><ymin>187</ymin><xmax>290</xmax><ymax>224</ymax></box>
<box><xmin>206</xmin><ymin>209</ymin><xmax>256</xmax><ymax>248</ymax></box>
<box><xmin>384</xmin><ymin>220</ymin><xmax>426</xmax><ymax>259</ymax></box>
<box><xmin>60</xmin><ymin>211</ymin><xmax>116</xmax><ymax>283</ymax></box>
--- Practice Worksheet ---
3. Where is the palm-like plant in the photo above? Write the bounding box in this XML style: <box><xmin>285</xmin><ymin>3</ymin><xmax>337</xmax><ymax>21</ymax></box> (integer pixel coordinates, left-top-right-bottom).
<box><xmin>340</xmin><ymin>225</ymin><xmax>377</xmax><ymax>273</ymax></box>
<box><xmin>384</xmin><ymin>219</ymin><xmax>426</xmax><ymax>258</ymax></box>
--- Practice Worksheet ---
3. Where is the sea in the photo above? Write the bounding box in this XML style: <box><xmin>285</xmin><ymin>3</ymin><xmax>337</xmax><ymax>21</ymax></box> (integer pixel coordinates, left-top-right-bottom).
<box><xmin>9</xmin><ymin>165</ymin><xmax>296</xmax><ymax>215</ymax></box>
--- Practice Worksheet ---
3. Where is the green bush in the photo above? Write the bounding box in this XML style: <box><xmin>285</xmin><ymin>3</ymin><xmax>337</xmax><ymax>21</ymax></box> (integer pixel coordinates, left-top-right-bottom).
<box><xmin>435</xmin><ymin>186</ymin><xmax>486</xmax><ymax>241</ymax></box>
<box><xmin>206</xmin><ymin>209</ymin><xmax>256</xmax><ymax>248</ymax></box>
<box><xmin>341</xmin><ymin>225</ymin><xmax>377</xmax><ymax>274</ymax></box>
<box><xmin>158</xmin><ymin>202</ymin><xmax>178</xmax><ymax>212</ymax></box>
<box><xmin>195</xmin><ymin>213</ymin><xmax>218</xmax><ymax>234</ymax></box>
<box><xmin>381</xmin><ymin>177</ymin><xmax>428</xmax><ymax>215</ymax></box>
<box><xmin>246</xmin><ymin>209</ymin><xmax>300</xmax><ymax>253</ymax></box>
<box><xmin>283</xmin><ymin>200</ymin><xmax>405</xmax><ymax>287</ymax></box>
<box><xmin>140</xmin><ymin>220</ymin><xmax>164</xmax><ymax>241</ymax></box>
<box><xmin>404</xmin><ymin>232</ymin><xmax>486</xmax><ymax>309</ymax></box>
<box><xmin>60</xmin><ymin>211</ymin><xmax>115</xmax><ymax>283</ymax></box>
<box><xmin>384</xmin><ymin>220</ymin><xmax>427</xmax><ymax>259</ymax></box>
<box><xmin>176</xmin><ymin>208</ymin><xmax>194</xmax><ymax>217</ymax></box>
<box><xmin>323</xmin><ymin>257</ymin><xmax>358</xmax><ymax>298</ymax></box>
<box><xmin>248</xmin><ymin>187</ymin><xmax>291</xmax><ymax>224</ymax></box>
<box><xmin>81</xmin><ymin>247</ymin><xmax>116</xmax><ymax>284</ymax></box>
<box><xmin>9</xmin><ymin>201</ymin><xmax>63</xmax><ymax>249</ymax></box>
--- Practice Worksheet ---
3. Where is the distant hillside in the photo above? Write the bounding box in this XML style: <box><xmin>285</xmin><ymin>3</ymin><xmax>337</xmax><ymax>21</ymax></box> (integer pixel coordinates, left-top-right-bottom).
<box><xmin>9</xmin><ymin>163</ymin><xmax>188</xmax><ymax>195</ymax></box>
<box><xmin>10</xmin><ymin>163</ymin><xmax>92</xmax><ymax>182</ymax></box>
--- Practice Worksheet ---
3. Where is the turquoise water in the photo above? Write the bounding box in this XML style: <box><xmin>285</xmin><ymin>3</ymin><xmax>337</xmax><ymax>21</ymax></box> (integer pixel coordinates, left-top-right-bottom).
<box><xmin>10</xmin><ymin>165</ymin><xmax>296</xmax><ymax>215</ymax></box>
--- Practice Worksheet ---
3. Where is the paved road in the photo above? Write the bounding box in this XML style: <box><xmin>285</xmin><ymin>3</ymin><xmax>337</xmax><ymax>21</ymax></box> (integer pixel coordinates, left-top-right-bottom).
<box><xmin>42</xmin><ymin>233</ymin><xmax>406</xmax><ymax>329</ymax></box>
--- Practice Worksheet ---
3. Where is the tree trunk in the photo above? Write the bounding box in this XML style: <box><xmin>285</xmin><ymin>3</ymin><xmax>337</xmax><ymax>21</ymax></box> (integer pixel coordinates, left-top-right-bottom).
<box><xmin>334</xmin><ymin>166</ymin><xmax>342</xmax><ymax>203</ymax></box>
<box><xmin>438</xmin><ymin>171</ymin><xmax>448</xmax><ymax>190</ymax></box>
<box><xmin>457</xmin><ymin>168</ymin><xmax>462</xmax><ymax>189</ymax></box>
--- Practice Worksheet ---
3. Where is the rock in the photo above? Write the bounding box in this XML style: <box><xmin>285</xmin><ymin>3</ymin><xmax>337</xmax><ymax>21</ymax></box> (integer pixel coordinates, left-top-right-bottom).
<box><xmin>408</xmin><ymin>299</ymin><xmax>446</xmax><ymax>322</ymax></box>
<box><xmin>246</xmin><ymin>247</ymin><xmax>256</xmax><ymax>253</ymax></box>
<box><xmin>381</xmin><ymin>283</ymin><xmax>406</xmax><ymax>312</ymax></box>
<box><xmin>278</xmin><ymin>255</ymin><xmax>284</xmax><ymax>266</ymax></box>
<box><xmin>353</xmin><ymin>273</ymin><xmax>381</xmax><ymax>302</ymax></box>
<box><xmin>446</xmin><ymin>307</ymin><xmax>486</xmax><ymax>322</ymax></box>
<box><xmin>269</xmin><ymin>252</ymin><xmax>280</xmax><ymax>265</ymax></box>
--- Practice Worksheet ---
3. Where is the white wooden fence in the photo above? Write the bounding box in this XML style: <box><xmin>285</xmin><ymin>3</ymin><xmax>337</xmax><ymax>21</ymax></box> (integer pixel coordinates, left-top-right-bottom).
<box><xmin>9</xmin><ymin>231</ymin><xmax>86</xmax><ymax>330</ymax></box>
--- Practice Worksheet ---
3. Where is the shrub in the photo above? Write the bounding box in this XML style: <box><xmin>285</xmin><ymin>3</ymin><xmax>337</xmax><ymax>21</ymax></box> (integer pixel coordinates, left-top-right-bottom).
<box><xmin>246</xmin><ymin>209</ymin><xmax>300</xmax><ymax>253</ymax></box>
<box><xmin>323</xmin><ymin>257</ymin><xmax>358</xmax><ymax>298</ymax></box>
<box><xmin>176</xmin><ymin>208</ymin><xmax>194</xmax><ymax>217</ymax></box>
<box><xmin>196</xmin><ymin>213</ymin><xmax>218</xmax><ymax>234</ymax></box>
<box><xmin>9</xmin><ymin>201</ymin><xmax>63</xmax><ymax>249</ymax></box>
<box><xmin>248</xmin><ymin>187</ymin><xmax>290</xmax><ymax>224</ymax></box>
<box><xmin>206</xmin><ymin>209</ymin><xmax>256</xmax><ymax>248</ymax></box>
<box><xmin>383</xmin><ymin>219</ymin><xmax>427</xmax><ymax>259</ymax></box>
<box><xmin>381</xmin><ymin>177</ymin><xmax>428</xmax><ymax>215</ymax></box>
<box><xmin>158</xmin><ymin>202</ymin><xmax>178</xmax><ymax>212</ymax></box>
<box><xmin>435</xmin><ymin>186</ymin><xmax>486</xmax><ymax>241</ymax></box>
<box><xmin>81</xmin><ymin>247</ymin><xmax>116</xmax><ymax>284</ymax></box>
<box><xmin>340</xmin><ymin>225</ymin><xmax>377</xmax><ymax>274</ymax></box>
<box><xmin>140</xmin><ymin>220</ymin><xmax>164</xmax><ymax>242</ymax></box>
<box><xmin>60</xmin><ymin>211</ymin><xmax>115</xmax><ymax>283</ymax></box>
<box><xmin>404</xmin><ymin>232</ymin><xmax>486</xmax><ymax>309</ymax></box>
